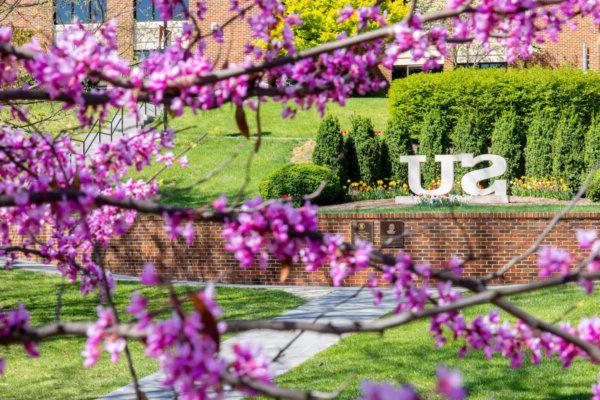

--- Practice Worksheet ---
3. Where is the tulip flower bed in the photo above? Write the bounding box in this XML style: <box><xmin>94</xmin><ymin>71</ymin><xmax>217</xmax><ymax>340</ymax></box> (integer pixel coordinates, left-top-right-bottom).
<box><xmin>510</xmin><ymin>177</ymin><xmax>573</xmax><ymax>201</ymax></box>
<box><xmin>345</xmin><ymin>179</ymin><xmax>410</xmax><ymax>201</ymax></box>
<box><xmin>0</xmin><ymin>269</ymin><xmax>304</xmax><ymax>400</ymax></box>
<box><xmin>274</xmin><ymin>285</ymin><xmax>600</xmax><ymax>399</ymax></box>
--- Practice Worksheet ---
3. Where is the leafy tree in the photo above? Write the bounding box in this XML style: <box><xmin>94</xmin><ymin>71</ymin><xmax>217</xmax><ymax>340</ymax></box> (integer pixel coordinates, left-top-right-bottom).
<box><xmin>552</xmin><ymin>108</ymin><xmax>586</xmax><ymax>188</ymax></box>
<box><xmin>384</xmin><ymin>115</ymin><xmax>413</xmax><ymax>183</ymax></box>
<box><xmin>524</xmin><ymin>109</ymin><xmax>555</xmax><ymax>177</ymax></box>
<box><xmin>490</xmin><ymin>110</ymin><xmax>523</xmax><ymax>181</ymax></box>
<box><xmin>419</xmin><ymin>110</ymin><xmax>448</xmax><ymax>184</ymax></box>
<box><xmin>284</xmin><ymin>0</ymin><xmax>408</xmax><ymax>50</ymax></box>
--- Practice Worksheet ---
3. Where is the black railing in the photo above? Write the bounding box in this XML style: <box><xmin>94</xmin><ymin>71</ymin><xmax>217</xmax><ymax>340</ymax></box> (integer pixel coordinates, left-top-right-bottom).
<box><xmin>73</xmin><ymin>103</ymin><xmax>159</xmax><ymax>156</ymax></box>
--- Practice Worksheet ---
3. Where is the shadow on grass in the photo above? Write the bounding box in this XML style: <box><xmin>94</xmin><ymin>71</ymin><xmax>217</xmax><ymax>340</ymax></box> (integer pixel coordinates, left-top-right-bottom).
<box><xmin>223</xmin><ymin>131</ymin><xmax>273</xmax><ymax>138</ymax></box>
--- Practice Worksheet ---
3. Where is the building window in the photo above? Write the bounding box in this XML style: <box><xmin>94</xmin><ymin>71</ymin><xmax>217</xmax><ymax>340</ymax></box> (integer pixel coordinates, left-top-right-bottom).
<box><xmin>135</xmin><ymin>0</ymin><xmax>187</xmax><ymax>21</ymax></box>
<box><xmin>55</xmin><ymin>0</ymin><xmax>107</xmax><ymax>24</ymax></box>
<box><xmin>134</xmin><ymin>50</ymin><xmax>153</xmax><ymax>60</ymax></box>
<box><xmin>392</xmin><ymin>64</ymin><xmax>442</xmax><ymax>80</ymax></box>
<box><xmin>457</xmin><ymin>62</ymin><xmax>508</xmax><ymax>69</ymax></box>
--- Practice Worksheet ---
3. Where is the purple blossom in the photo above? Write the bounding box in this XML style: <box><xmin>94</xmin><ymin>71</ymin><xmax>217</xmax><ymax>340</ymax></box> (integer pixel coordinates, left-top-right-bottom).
<box><xmin>360</xmin><ymin>381</ymin><xmax>418</xmax><ymax>400</ymax></box>
<box><xmin>537</xmin><ymin>246</ymin><xmax>572</xmax><ymax>277</ymax></box>
<box><xmin>437</xmin><ymin>365</ymin><xmax>467</xmax><ymax>400</ymax></box>
<box><xmin>140</xmin><ymin>262</ymin><xmax>161</xmax><ymax>286</ymax></box>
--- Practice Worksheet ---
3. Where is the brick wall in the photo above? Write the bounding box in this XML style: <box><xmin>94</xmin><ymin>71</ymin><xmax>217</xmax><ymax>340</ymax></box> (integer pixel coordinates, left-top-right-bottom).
<box><xmin>541</xmin><ymin>15</ymin><xmax>600</xmax><ymax>71</ymax></box>
<box><xmin>101</xmin><ymin>212</ymin><xmax>600</xmax><ymax>286</ymax></box>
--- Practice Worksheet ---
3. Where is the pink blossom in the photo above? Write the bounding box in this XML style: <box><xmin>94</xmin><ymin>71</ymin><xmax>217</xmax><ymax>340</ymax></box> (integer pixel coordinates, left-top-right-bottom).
<box><xmin>537</xmin><ymin>246</ymin><xmax>572</xmax><ymax>277</ymax></box>
<box><xmin>140</xmin><ymin>263</ymin><xmax>161</xmax><ymax>286</ymax></box>
<box><xmin>577</xmin><ymin>229</ymin><xmax>597</xmax><ymax>250</ymax></box>
<box><xmin>437</xmin><ymin>365</ymin><xmax>467</xmax><ymax>400</ymax></box>
<box><xmin>360</xmin><ymin>381</ymin><xmax>418</xmax><ymax>400</ymax></box>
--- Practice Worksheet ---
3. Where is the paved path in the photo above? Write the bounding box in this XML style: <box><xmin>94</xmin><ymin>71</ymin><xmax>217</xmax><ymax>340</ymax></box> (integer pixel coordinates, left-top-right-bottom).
<box><xmin>99</xmin><ymin>288</ymin><xmax>396</xmax><ymax>400</ymax></box>
<box><xmin>6</xmin><ymin>259</ymin><xmax>396</xmax><ymax>399</ymax></box>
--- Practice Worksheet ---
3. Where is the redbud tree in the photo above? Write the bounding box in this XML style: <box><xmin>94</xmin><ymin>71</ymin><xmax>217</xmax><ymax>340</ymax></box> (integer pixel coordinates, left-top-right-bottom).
<box><xmin>0</xmin><ymin>0</ymin><xmax>599</xmax><ymax>399</ymax></box>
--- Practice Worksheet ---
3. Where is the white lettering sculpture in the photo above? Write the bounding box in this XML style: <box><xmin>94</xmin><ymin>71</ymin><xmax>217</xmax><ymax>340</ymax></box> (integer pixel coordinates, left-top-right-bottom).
<box><xmin>399</xmin><ymin>153</ymin><xmax>507</xmax><ymax>197</ymax></box>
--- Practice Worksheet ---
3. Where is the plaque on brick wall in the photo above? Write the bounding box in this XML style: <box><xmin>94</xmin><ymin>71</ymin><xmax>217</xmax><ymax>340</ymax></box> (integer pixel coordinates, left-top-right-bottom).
<box><xmin>380</xmin><ymin>221</ymin><xmax>404</xmax><ymax>248</ymax></box>
<box><xmin>351</xmin><ymin>221</ymin><xmax>373</xmax><ymax>244</ymax></box>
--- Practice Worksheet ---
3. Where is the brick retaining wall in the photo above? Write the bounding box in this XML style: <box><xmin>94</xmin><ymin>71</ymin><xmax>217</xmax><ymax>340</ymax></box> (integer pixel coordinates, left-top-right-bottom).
<box><xmin>102</xmin><ymin>212</ymin><xmax>600</xmax><ymax>286</ymax></box>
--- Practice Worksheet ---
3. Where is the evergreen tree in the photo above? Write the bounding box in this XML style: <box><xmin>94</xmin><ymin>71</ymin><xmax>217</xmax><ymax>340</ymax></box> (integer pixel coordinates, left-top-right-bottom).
<box><xmin>552</xmin><ymin>107</ymin><xmax>586</xmax><ymax>188</ymax></box>
<box><xmin>450</xmin><ymin>111</ymin><xmax>486</xmax><ymax>182</ymax></box>
<box><xmin>524</xmin><ymin>109</ymin><xmax>554</xmax><ymax>177</ymax></box>
<box><xmin>312</xmin><ymin>115</ymin><xmax>346</xmax><ymax>180</ymax></box>
<box><xmin>490</xmin><ymin>110</ymin><xmax>523</xmax><ymax>181</ymax></box>
<box><xmin>384</xmin><ymin>115</ymin><xmax>413</xmax><ymax>183</ymax></box>
<box><xmin>418</xmin><ymin>110</ymin><xmax>447</xmax><ymax>185</ymax></box>
<box><xmin>584</xmin><ymin>114</ymin><xmax>600</xmax><ymax>175</ymax></box>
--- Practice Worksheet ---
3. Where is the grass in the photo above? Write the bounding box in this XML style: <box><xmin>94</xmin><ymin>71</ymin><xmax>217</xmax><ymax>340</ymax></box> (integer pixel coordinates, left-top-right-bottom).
<box><xmin>274</xmin><ymin>285</ymin><xmax>600</xmax><ymax>399</ymax></box>
<box><xmin>0</xmin><ymin>102</ymin><xmax>82</xmax><ymax>135</ymax></box>
<box><xmin>0</xmin><ymin>269</ymin><xmax>305</xmax><ymax>400</ymax></box>
<box><xmin>167</xmin><ymin>97</ymin><xmax>389</xmax><ymax>138</ymax></box>
<box><xmin>320</xmin><ymin>204</ymin><xmax>600</xmax><ymax>214</ymax></box>
<box><xmin>132</xmin><ymin>97</ymin><xmax>388</xmax><ymax>207</ymax></box>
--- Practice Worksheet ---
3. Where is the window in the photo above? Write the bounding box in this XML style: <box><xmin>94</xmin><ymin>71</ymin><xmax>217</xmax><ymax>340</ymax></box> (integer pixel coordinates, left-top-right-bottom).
<box><xmin>55</xmin><ymin>0</ymin><xmax>107</xmax><ymax>24</ymax></box>
<box><xmin>135</xmin><ymin>0</ymin><xmax>187</xmax><ymax>21</ymax></box>
<box><xmin>457</xmin><ymin>62</ymin><xmax>507</xmax><ymax>69</ymax></box>
<box><xmin>392</xmin><ymin>64</ymin><xmax>443</xmax><ymax>80</ymax></box>
<box><xmin>134</xmin><ymin>50</ymin><xmax>153</xmax><ymax>60</ymax></box>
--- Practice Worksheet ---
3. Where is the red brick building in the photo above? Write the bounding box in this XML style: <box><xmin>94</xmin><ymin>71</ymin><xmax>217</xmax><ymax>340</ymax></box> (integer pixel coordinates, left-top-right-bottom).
<box><xmin>2</xmin><ymin>1</ymin><xmax>599</xmax><ymax>80</ymax></box>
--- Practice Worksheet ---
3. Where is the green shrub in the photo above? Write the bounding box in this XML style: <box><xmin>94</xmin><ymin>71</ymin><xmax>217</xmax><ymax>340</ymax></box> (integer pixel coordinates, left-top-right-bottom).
<box><xmin>552</xmin><ymin>108</ymin><xmax>586</xmax><ymax>188</ymax></box>
<box><xmin>384</xmin><ymin>116</ymin><xmax>413</xmax><ymax>182</ymax></box>
<box><xmin>388</xmin><ymin>67</ymin><xmax>600</xmax><ymax>139</ymax></box>
<box><xmin>451</xmin><ymin>111</ymin><xmax>487</xmax><ymax>180</ymax></box>
<box><xmin>347</xmin><ymin>116</ymin><xmax>383</xmax><ymax>183</ymax></box>
<box><xmin>584</xmin><ymin>114</ymin><xmax>600</xmax><ymax>174</ymax></box>
<box><xmin>419</xmin><ymin>110</ymin><xmax>447</xmax><ymax>184</ymax></box>
<box><xmin>312</xmin><ymin>115</ymin><xmax>346</xmax><ymax>180</ymax></box>
<box><xmin>525</xmin><ymin>109</ymin><xmax>555</xmax><ymax>177</ymax></box>
<box><xmin>259</xmin><ymin>164</ymin><xmax>341</xmax><ymax>205</ymax></box>
<box><xmin>587</xmin><ymin>170</ymin><xmax>600</xmax><ymax>202</ymax></box>
<box><xmin>490</xmin><ymin>110</ymin><xmax>523</xmax><ymax>181</ymax></box>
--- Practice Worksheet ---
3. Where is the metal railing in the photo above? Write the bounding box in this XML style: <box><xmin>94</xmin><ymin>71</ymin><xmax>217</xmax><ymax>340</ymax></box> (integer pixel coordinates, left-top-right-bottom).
<box><xmin>73</xmin><ymin>103</ymin><xmax>159</xmax><ymax>156</ymax></box>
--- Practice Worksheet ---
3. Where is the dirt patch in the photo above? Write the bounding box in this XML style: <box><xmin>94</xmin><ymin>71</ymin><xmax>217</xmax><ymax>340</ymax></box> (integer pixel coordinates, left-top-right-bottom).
<box><xmin>290</xmin><ymin>140</ymin><xmax>316</xmax><ymax>164</ymax></box>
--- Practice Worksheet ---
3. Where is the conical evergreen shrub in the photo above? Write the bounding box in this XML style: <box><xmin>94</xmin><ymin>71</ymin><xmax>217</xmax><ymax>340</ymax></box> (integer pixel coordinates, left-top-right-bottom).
<box><xmin>384</xmin><ymin>115</ymin><xmax>413</xmax><ymax>183</ymax></box>
<box><xmin>524</xmin><ymin>109</ymin><xmax>555</xmax><ymax>178</ymax></box>
<box><xmin>552</xmin><ymin>107</ymin><xmax>586</xmax><ymax>188</ymax></box>
<box><xmin>491</xmin><ymin>110</ymin><xmax>523</xmax><ymax>181</ymax></box>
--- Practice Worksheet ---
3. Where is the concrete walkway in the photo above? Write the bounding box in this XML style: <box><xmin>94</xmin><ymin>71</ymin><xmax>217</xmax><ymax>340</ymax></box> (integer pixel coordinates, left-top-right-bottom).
<box><xmin>6</xmin><ymin>259</ymin><xmax>396</xmax><ymax>399</ymax></box>
<box><xmin>99</xmin><ymin>288</ymin><xmax>396</xmax><ymax>400</ymax></box>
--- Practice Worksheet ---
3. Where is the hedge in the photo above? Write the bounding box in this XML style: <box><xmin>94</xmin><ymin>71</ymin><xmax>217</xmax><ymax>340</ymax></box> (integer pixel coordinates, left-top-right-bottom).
<box><xmin>259</xmin><ymin>164</ymin><xmax>341</xmax><ymax>205</ymax></box>
<box><xmin>388</xmin><ymin>67</ymin><xmax>600</xmax><ymax>140</ymax></box>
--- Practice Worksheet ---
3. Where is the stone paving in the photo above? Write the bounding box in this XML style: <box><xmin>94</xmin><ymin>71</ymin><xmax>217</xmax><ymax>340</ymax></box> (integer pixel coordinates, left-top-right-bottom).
<box><xmin>6</xmin><ymin>259</ymin><xmax>396</xmax><ymax>400</ymax></box>
<box><xmin>99</xmin><ymin>287</ymin><xmax>396</xmax><ymax>400</ymax></box>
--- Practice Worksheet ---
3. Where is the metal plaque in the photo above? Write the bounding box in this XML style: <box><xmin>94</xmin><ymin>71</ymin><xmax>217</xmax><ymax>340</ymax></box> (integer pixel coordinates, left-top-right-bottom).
<box><xmin>351</xmin><ymin>221</ymin><xmax>373</xmax><ymax>244</ymax></box>
<box><xmin>380</xmin><ymin>221</ymin><xmax>404</xmax><ymax>248</ymax></box>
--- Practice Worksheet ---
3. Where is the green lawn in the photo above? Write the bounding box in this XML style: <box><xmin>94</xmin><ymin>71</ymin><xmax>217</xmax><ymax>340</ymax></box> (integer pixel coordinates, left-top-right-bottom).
<box><xmin>274</xmin><ymin>285</ymin><xmax>600</xmax><ymax>399</ymax></box>
<box><xmin>0</xmin><ymin>102</ymin><xmax>82</xmax><ymax>135</ymax></box>
<box><xmin>321</xmin><ymin>204</ymin><xmax>600</xmax><ymax>214</ymax></box>
<box><xmin>167</xmin><ymin>97</ymin><xmax>389</xmax><ymax>138</ymax></box>
<box><xmin>0</xmin><ymin>269</ymin><xmax>305</xmax><ymax>400</ymax></box>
